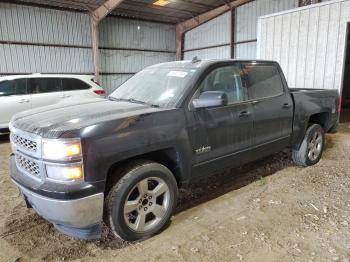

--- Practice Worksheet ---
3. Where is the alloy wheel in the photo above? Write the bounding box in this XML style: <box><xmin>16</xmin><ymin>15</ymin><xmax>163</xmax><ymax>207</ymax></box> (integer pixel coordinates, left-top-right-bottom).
<box><xmin>123</xmin><ymin>177</ymin><xmax>170</xmax><ymax>233</ymax></box>
<box><xmin>308</xmin><ymin>131</ymin><xmax>323</xmax><ymax>161</ymax></box>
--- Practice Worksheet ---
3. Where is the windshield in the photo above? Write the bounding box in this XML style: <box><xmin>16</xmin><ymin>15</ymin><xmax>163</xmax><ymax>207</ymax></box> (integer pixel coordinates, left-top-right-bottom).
<box><xmin>109</xmin><ymin>67</ymin><xmax>197</xmax><ymax>108</ymax></box>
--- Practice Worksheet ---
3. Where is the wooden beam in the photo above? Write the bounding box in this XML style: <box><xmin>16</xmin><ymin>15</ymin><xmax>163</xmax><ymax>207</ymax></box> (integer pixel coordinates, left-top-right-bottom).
<box><xmin>175</xmin><ymin>26</ymin><xmax>183</xmax><ymax>60</ymax></box>
<box><xmin>91</xmin><ymin>0</ymin><xmax>124</xmax><ymax>23</ymax></box>
<box><xmin>90</xmin><ymin>0</ymin><xmax>124</xmax><ymax>80</ymax></box>
<box><xmin>176</xmin><ymin>0</ymin><xmax>252</xmax><ymax>35</ymax></box>
<box><xmin>298</xmin><ymin>0</ymin><xmax>320</xmax><ymax>7</ymax></box>
<box><xmin>175</xmin><ymin>0</ymin><xmax>253</xmax><ymax>60</ymax></box>
<box><xmin>230</xmin><ymin>8</ymin><xmax>235</xmax><ymax>58</ymax></box>
<box><xmin>90</xmin><ymin>18</ymin><xmax>100</xmax><ymax>81</ymax></box>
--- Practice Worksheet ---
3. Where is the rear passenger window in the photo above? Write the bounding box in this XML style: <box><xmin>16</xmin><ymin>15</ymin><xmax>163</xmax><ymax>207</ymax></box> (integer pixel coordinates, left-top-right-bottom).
<box><xmin>62</xmin><ymin>78</ymin><xmax>90</xmax><ymax>91</ymax></box>
<box><xmin>28</xmin><ymin>78</ymin><xmax>62</xmax><ymax>94</ymax></box>
<box><xmin>198</xmin><ymin>65</ymin><xmax>246</xmax><ymax>104</ymax></box>
<box><xmin>243</xmin><ymin>64</ymin><xmax>284</xmax><ymax>99</ymax></box>
<box><xmin>0</xmin><ymin>79</ymin><xmax>27</xmax><ymax>96</ymax></box>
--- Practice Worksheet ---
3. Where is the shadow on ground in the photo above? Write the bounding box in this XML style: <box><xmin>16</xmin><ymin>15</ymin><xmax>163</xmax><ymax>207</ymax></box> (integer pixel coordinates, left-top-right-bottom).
<box><xmin>92</xmin><ymin>150</ymin><xmax>296</xmax><ymax>250</ymax></box>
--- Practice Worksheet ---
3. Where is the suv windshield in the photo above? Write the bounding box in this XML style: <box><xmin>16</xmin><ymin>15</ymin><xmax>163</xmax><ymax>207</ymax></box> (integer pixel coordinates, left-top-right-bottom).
<box><xmin>109</xmin><ymin>67</ymin><xmax>197</xmax><ymax>108</ymax></box>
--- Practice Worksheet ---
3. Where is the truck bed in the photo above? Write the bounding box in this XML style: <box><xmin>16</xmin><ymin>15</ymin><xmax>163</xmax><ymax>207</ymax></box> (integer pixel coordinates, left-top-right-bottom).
<box><xmin>289</xmin><ymin>87</ymin><xmax>339</xmax><ymax>147</ymax></box>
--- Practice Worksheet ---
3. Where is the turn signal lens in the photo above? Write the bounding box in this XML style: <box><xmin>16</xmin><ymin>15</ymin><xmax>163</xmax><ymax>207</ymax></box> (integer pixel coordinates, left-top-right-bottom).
<box><xmin>46</xmin><ymin>165</ymin><xmax>83</xmax><ymax>182</ymax></box>
<box><xmin>63</xmin><ymin>166</ymin><xmax>83</xmax><ymax>180</ymax></box>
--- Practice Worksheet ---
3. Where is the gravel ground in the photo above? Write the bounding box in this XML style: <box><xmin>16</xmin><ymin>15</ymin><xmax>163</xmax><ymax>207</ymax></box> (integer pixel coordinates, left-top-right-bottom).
<box><xmin>0</xmin><ymin>124</ymin><xmax>350</xmax><ymax>262</ymax></box>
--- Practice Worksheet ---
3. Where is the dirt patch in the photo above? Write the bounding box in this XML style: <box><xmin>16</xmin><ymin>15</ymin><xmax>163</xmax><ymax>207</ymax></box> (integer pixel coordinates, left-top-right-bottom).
<box><xmin>0</xmin><ymin>125</ymin><xmax>350</xmax><ymax>261</ymax></box>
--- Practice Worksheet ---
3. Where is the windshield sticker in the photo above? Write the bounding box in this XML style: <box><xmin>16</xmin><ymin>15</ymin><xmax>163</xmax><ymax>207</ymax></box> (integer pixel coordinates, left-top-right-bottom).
<box><xmin>167</xmin><ymin>71</ymin><xmax>188</xmax><ymax>78</ymax></box>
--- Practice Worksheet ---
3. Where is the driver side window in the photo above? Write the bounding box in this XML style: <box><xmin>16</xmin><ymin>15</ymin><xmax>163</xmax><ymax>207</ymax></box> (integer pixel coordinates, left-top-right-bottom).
<box><xmin>198</xmin><ymin>65</ymin><xmax>246</xmax><ymax>104</ymax></box>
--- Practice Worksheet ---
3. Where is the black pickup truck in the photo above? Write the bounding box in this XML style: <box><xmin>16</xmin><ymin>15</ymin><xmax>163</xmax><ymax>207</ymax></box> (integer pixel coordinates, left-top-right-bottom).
<box><xmin>8</xmin><ymin>60</ymin><xmax>339</xmax><ymax>241</ymax></box>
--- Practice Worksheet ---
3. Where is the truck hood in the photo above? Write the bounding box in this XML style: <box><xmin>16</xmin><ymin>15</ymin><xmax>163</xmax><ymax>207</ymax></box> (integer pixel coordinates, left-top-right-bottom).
<box><xmin>11</xmin><ymin>98</ymin><xmax>164</xmax><ymax>138</ymax></box>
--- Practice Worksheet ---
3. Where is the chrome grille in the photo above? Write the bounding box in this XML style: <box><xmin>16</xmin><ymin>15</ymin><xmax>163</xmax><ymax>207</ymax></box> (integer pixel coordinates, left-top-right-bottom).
<box><xmin>15</xmin><ymin>154</ymin><xmax>41</xmax><ymax>179</ymax></box>
<box><xmin>11</xmin><ymin>133</ymin><xmax>37</xmax><ymax>152</ymax></box>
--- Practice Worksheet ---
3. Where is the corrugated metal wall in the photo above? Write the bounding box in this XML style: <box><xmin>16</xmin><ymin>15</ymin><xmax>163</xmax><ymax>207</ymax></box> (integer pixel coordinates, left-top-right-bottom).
<box><xmin>99</xmin><ymin>17</ymin><xmax>176</xmax><ymax>93</ymax></box>
<box><xmin>183</xmin><ymin>0</ymin><xmax>298</xmax><ymax>61</ymax></box>
<box><xmin>183</xmin><ymin>12</ymin><xmax>231</xmax><ymax>60</ymax></box>
<box><xmin>257</xmin><ymin>0</ymin><xmax>350</xmax><ymax>92</ymax></box>
<box><xmin>235</xmin><ymin>0</ymin><xmax>298</xmax><ymax>59</ymax></box>
<box><xmin>0</xmin><ymin>3</ymin><xmax>93</xmax><ymax>75</ymax></box>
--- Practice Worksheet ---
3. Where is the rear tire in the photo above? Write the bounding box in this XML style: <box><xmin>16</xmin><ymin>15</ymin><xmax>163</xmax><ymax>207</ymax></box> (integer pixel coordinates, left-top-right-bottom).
<box><xmin>105</xmin><ymin>161</ymin><xmax>178</xmax><ymax>241</ymax></box>
<box><xmin>292</xmin><ymin>124</ymin><xmax>325</xmax><ymax>167</ymax></box>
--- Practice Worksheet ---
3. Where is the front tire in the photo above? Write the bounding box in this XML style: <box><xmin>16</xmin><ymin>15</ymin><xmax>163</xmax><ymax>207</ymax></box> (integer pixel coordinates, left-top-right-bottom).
<box><xmin>105</xmin><ymin>161</ymin><xmax>178</xmax><ymax>241</ymax></box>
<box><xmin>292</xmin><ymin>124</ymin><xmax>325</xmax><ymax>166</ymax></box>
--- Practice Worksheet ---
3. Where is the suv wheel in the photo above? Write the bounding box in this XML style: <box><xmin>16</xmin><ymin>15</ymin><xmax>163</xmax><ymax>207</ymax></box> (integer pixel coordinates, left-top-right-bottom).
<box><xmin>105</xmin><ymin>161</ymin><xmax>178</xmax><ymax>241</ymax></box>
<box><xmin>292</xmin><ymin>124</ymin><xmax>325</xmax><ymax>166</ymax></box>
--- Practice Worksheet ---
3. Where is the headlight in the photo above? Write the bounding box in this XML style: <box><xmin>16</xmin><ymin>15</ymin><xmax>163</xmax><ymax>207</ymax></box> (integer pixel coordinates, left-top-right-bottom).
<box><xmin>46</xmin><ymin>164</ymin><xmax>83</xmax><ymax>182</ymax></box>
<box><xmin>42</xmin><ymin>139</ymin><xmax>82</xmax><ymax>161</ymax></box>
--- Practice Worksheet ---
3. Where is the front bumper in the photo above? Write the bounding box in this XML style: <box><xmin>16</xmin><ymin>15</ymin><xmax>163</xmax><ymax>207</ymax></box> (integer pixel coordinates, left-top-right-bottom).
<box><xmin>14</xmin><ymin>181</ymin><xmax>103</xmax><ymax>228</ymax></box>
<box><xmin>10</xmin><ymin>155</ymin><xmax>104</xmax><ymax>239</ymax></box>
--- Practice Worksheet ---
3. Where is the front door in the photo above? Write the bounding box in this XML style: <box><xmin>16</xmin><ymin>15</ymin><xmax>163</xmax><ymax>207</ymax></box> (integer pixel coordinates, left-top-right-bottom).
<box><xmin>186</xmin><ymin>63</ymin><xmax>254</xmax><ymax>178</ymax></box>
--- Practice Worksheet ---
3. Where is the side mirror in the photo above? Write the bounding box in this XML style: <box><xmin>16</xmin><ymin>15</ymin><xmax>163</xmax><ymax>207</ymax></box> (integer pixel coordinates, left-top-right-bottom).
<box><xmin>192</xmin><ymin>91</ymin><xmax>228</xmax><ymax>110</ymax></box>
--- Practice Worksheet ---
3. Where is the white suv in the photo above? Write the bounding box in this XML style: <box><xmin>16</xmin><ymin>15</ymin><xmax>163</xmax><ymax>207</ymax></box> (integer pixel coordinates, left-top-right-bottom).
<box><xmin>0</xmin><ymin>74</ymin><xmax>106</xmax><ymax>133</ymax></box>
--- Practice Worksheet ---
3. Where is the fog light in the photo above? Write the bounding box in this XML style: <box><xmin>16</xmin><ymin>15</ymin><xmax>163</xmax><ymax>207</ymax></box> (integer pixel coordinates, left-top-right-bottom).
<box><xmin>46</xmin><ymin>165</ymin><xmax>83</xmax><ymax>182</ymax></box>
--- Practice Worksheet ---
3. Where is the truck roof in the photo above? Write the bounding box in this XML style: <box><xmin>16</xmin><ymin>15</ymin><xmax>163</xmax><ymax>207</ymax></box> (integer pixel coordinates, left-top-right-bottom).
<box><xmin>148</xmin><ymin>59</ymin><xmax>278</xmax><ymax>70</ymax></box>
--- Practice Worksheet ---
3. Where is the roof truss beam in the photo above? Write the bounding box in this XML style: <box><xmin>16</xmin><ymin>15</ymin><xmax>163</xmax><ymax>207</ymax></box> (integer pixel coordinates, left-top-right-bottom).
<box><xmin>175</xmin><ymin>0</ymin><xmax>253</xmax><ymax>60</ymax></box>
<box><xmin>91</xmin><ymin>0</ymin><xmax>124</xmax><ymax>23</ymax></box>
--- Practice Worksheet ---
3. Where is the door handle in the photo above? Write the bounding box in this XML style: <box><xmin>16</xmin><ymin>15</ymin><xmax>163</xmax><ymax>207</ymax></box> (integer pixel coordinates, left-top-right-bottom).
<box><xmin>251</xmin><ymin>100</ymin><xmax>260</xmax><ymax>105</ymax></box>
<box><xmin>282</xmin><ymin>103</ymin><xmax>291</xmax><ymax>108</ymax></box>
<box><xmin>239</xmin><ymin>111</ymin><xmax>251</xmax><ymax>118</ymax></box>
<box><xmin>18</xmin><ymin>99</ymin><xmax>30</xmax><ymax>103</ymax></box>
<box><xmin>62</xmin><ymin>94</ymin><xmax>71</xmax><ymax>98</ymax></box>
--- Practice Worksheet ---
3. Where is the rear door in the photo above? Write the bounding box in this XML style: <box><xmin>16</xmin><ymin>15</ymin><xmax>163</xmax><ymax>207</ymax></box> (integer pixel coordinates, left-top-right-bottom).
<box><xmin>243</xmin><ymin>63</ymin><xmax>293</xmax><ymax>152</ymax></box>
<box><xmin>186</xmin><ymin>63</ymin><xmax>254</xmax><ymax>177</ymax></box>
<box><xmin>61</xmin><ymin>78</ymin><xmax>95</xmax><ymax>100</ymax></box>
<box><xmin>28</xmin><ymin>77</ymin><xmax>62</xmax><ymax>108</ymax></box>
<box><xmin>0</xmin><ymin>78</ymin><xmax>31</xmax><ymax>128</ymax></box>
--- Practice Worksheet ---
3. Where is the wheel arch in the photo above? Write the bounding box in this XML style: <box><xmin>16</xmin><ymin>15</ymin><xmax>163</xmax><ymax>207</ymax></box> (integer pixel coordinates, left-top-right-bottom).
<box><xmin>307</xmin><ymin>112</ymin><xmax>331</xmax><ymax>130</ymax></box>
<box><xmin>104</xmin><ymin>148</ymin><xmax>187</xmax><ymax>194</ymax></box>
<box><xmin>292</xmin><ymin>111</ymin><xmax>331</xmax><ymax>150</ymax></box>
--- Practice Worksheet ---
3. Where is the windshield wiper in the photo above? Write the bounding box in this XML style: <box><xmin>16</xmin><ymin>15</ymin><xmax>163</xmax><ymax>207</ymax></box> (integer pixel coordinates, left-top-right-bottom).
<box><xmin>108</xmin><ymin>97</ymin><xmax>159</xmax><ymax>108</ymax></box>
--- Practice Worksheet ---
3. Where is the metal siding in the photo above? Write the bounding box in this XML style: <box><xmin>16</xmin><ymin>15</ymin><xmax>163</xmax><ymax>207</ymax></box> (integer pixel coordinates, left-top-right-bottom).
<box><xmin>236</xmin><ymin>0</ymin><xmax>298</xmax><ymax>42</ymax></box>
<box><xmin>287</xmin><ymin>11</ymin><xmax>300</xmax><ymax>88</ymax></box>
<box><xmin>99</xmin><ymin>17</ymin><xmax>175</xmax><ymax>51</ymax></box>
<box><xmin>184</xmin><ymin>12</ymin><xmax>231</xmax><ymax>50</ymax></box>
<box><xmin>258</xmin><ymin>0</ymin><xmax>349</xmax><ymax>92</ymax></box>
<box><xmin>0</xmin><ymin>3</ymin><xmax>91</xmax><ymax>45</ymax></box>
<box><xmin>235</xmin><ymin>42</ymin><xmax>257</xmax><ymax>59</ymax></box>
<box><xmin>235</xmin><ymin>0</ymin><xmax>298</xmax><ymax>58</ymax></box>
<box><xmin>183</xmin><ymin>46</ymin><xmax>231</xmax><ymax>60</ymax></box>
<box><xmin>335</xmin><ymin>0</ymin><xmax>350</xmax><ymax>92</ymax></box>
<box><xmin>0</xmin><ymin>44</ymin><xmax>93</xmax><ymax>74</ymax></box>
<box><xmin>99</xmin><ymin>17</ymin><xmax>176</xmax><ymax>93</ymax></box>
<box><xmin>295</xmin><ymin>9</ymin><xmax>309</xmax><ymax>89</ymax></box>
<box><xmin>272</xmin><ymin>15</ymin><xmax>283</xmax><ymax>61</ymax></box>
<box><xmin>100</xmin><ymin>49</ymin><xmax>175</xmax><ymax>73</ymax></box>
<box><xmin>183</xmin><ymin>0</ymin><xmax>298</xmax><ymax>60</ymax></box>
<box><xmin>0</xmin><ymin>3</ymin><xmax>93</xmax><ymax>74</ymax></box>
